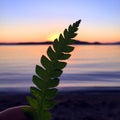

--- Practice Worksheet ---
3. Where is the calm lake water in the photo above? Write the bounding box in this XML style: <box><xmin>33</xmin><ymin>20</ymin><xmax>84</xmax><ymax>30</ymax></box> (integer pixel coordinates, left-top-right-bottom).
<box><xmin>0</xmin><ymin>45</ymin><xmax>120</xmax><ymax>92</ymax></box>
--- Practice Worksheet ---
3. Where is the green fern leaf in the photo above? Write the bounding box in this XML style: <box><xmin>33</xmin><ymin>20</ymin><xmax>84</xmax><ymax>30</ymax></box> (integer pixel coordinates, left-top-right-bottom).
<box><xmin>27</xmin><ymin>96</ymin><xmax>38</xmax><ymax>109</ymax></box>
<box><xmin>46</xmin><ymin>78</ymin><xmax>59</xmax><ymax>88</ymax></box>
<box><xmin>62</xmin><ymin>45</ymin><xmax>74</xmax><ymax>52</ymax></box>
<box><xmin>43</xmin><ymin>99</ymin><xmax>56</xmax><ymax>110</ymax></box>
<box><xmin>40</xmin><ymin>111</ymin><xmax>52</xmax><ymax>120</ymax></box>
<box><xmin>32</xmin><ymin>75</ymin><xmax>45</xmax><ymax>90</ymax></box>
<box><xmin>53</xmin><ymin>61</ymin><xmax>66</xmax><ymax>70</ymax></box>
<box><xmin>30</xmin><ymin>86</ymin><xmax>42</xmax><ymax>98</ymax></box>
<box><xmin>41</xmin><ymin>55</ymin><xmax>52</xmax><ymax>70</ymax></box>
<box><xmin>57</xmin><ymin>53</ymin><xmax>71</xmax><ymax>60</ymax></box>
<box><xmin>45</xmin><ymin>88</ymin><xmax>58</xmax><ymax>99</ymax></box>
<box><xmin>24</xmin><ymin>20</ymin><xmax>81</xmax><ymax>120</ymax></box>
<box><xmin>49</xmin><ymin>69</ymin><xmax>63</xmax><ymax>78</ymax></box>
<box><xmin>47</xmin><ymin>46</ymin><xmax>57</xmax><ymax>61</ymax></box>
<box><xmin>36</xmin><ymin>65</ymin><xmax>48</xmax><ymax>79</ymax></box>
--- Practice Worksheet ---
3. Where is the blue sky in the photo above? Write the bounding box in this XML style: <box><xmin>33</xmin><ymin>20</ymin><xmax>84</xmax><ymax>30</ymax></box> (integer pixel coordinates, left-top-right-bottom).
<box><xmin>0</xmin><ymin>0</ymin><xmax>120</xmax><ymax>42</ymax></box>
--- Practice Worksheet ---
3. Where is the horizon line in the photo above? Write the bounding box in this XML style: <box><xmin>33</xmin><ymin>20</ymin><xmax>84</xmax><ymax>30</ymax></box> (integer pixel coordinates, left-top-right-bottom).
<box><xmin>0</xmin><ymin>40</ymin><xmax>120</xmax><ymax>45</ymax></box>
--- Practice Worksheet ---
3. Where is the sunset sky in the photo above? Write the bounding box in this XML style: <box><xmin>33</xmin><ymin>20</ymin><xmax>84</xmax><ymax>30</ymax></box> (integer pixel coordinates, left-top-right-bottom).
<box><xmin>0</xmin><ymin>0</ymin><xmax>120</xmax><ymax>43</ymax></box>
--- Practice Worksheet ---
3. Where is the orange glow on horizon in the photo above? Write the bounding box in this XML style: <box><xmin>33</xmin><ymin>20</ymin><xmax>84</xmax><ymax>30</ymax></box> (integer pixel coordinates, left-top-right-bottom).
<box><xmin>0</xmin><ymin>21</ymin><xmax>119</xmax><ymax>43</ymax></box>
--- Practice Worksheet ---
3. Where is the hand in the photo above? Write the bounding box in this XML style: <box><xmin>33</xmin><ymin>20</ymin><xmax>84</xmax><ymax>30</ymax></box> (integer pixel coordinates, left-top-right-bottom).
<box><xmin>0</xmin><ymin>105</ymin><xmax>31</xmax><ymax>120</ymax></box>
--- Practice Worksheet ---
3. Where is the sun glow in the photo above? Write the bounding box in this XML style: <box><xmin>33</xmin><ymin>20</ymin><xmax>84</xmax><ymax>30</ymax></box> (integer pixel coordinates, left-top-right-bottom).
<box><xmin>48</xmin><ymin>33</ymin><xmax>60</xmax><ymax>41</ymax></box>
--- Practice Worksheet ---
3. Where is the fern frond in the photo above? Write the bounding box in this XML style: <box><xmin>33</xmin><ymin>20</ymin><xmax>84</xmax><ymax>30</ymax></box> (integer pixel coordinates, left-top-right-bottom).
<box><xmin>24</xmin><ymin>20</ymin><xmax>81</xmax><ymax>120</ymax></box>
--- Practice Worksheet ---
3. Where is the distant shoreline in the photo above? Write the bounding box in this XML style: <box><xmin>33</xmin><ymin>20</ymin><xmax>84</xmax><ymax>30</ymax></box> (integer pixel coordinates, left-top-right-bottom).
<box><xmin>0</xmin><ymin>41</ymin><xmax>53</xmax><ymax>45</ymax></box>
<box><xmin>1</xmin><ymin>86</ymin><xmax>120</xmax><ymax>94</ymax></box>
<box><xmin>0</xmin><ymin>40</ymin><xmax>120</xmax><ymax>45</ymax></box>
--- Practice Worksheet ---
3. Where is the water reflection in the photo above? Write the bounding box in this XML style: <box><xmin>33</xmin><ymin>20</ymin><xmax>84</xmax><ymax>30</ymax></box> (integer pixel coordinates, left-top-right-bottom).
<box><xmin>0</xmin><ymin>45</ymin><xmax>120</xmax><ymax>91</ymax></box>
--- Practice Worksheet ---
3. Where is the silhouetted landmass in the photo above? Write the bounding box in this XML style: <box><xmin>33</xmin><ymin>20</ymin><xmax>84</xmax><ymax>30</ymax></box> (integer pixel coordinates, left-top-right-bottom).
<box><xmin>74</xmin><ymin>40</ymin><xmax>103</xmax><ymax>45</ymax></box>
<box><xmin>0</xmin><ymin>41</ymin><xmax>53</xmax><ymax>45</ymax></box>
<box><xmin>74</xmin><ymin>40</ymin><xmax>120</xmax><ymax>45</ymax></box>
<box><xmin>106</xmin><ymin>42</ymin><xmax>120</xmax><ymax>45</ymax></box>
<box><xmin>0</xmin><ymin>40</ymin><xmax>120</xmax><ymax>45</ymax></box>
<box><xmin>74</xmin><ymin>40</ymin><xmax>91</xmax><ymax>44</ymax></box>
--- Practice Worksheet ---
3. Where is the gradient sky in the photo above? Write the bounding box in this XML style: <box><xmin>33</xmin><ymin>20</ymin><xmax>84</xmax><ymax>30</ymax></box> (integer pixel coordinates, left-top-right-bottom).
<box><xmin>0</xmin><ymin>0</ymin><xmax>120</xmax><ymax>43</ymax></box>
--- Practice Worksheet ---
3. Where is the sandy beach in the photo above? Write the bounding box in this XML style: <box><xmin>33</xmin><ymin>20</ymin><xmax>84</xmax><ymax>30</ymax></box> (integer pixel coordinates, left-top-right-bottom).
<box><xmin>0</xmin><ymin>89</ymin><xmax>120</xmax><ymax>120</ymax></box>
